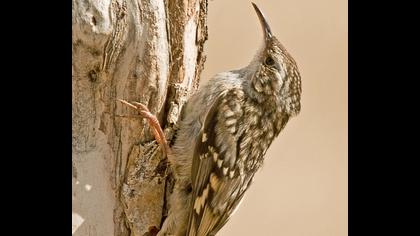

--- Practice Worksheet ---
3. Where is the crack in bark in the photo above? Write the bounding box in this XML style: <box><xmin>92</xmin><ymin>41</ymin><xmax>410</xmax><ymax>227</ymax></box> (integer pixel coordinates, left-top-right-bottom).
<box><xmin>102</xmin><ymin>0</ymin><xmax>128</xmax><ymax>72</ymax></box>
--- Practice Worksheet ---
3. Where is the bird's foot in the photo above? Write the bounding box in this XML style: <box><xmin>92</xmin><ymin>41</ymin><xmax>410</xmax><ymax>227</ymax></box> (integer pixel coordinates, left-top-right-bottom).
<box><xmin>118</xmin><ymin>99</ymin><xmax>171</xmax><ymax>159</ymax></box>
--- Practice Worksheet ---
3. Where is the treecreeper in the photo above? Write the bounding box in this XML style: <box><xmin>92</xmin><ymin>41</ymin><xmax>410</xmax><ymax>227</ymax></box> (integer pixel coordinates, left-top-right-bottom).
<box><xmin>119</xmin><ymin>3</ymin><xmax>302</xmax><ymax>236</ymax></box>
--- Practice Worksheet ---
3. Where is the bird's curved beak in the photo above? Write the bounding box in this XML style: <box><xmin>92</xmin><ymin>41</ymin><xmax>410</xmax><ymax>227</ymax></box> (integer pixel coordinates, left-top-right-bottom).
<box><xmin>252</xmin><ymin>2</ymin><xmax>273</xmax><ymax>42</ymax></box>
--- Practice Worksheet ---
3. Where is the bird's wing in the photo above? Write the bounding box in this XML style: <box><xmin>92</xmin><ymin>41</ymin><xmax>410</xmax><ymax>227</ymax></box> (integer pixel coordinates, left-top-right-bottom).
<box><xmin>187</xmin><ymin>89</ymin><xmax>255</xmax><ymax>236</ymax></box>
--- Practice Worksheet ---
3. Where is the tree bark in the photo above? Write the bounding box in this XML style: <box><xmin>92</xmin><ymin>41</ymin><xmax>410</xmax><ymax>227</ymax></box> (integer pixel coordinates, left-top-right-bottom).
<box><xmin>72</xmin><ymin>0</ymin><xmax>208</xmax><ymax>235</ymax></box>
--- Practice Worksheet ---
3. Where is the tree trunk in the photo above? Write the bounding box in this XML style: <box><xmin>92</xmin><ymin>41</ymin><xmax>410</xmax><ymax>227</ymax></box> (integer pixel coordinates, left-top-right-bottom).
<box><xmin>72</xmin><ymin>0</ymin><xmax>208</xmax><ymax>235</ymax></box>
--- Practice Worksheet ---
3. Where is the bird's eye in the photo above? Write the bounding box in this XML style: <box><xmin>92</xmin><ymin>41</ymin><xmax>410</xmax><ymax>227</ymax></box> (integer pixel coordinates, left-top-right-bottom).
<box><xmin>265</xmin><ymin>56</ymin><xmax>275</xmax><ymax>66</ymax></box>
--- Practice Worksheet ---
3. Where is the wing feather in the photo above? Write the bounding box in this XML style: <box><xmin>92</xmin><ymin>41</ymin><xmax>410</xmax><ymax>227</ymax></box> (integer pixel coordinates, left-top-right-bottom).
<box><xmin>187</xmin><ymin>89</ymin><xmax>252</xmax><ymax>236</ymax></box>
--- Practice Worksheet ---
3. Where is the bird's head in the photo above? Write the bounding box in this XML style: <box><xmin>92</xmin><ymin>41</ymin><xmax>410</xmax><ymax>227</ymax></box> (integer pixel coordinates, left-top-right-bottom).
<box><xmin>247</xmin><ymin>3</ymin><xmax>302</xmax><ymax>117</ymax></box>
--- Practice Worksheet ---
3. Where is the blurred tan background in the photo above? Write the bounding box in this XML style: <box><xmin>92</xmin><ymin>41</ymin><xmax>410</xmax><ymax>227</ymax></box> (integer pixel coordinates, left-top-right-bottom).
<box><xmin>200</xmin><ymin>0</ymin><xmax>347</xmax><ymax>235</ymax></box>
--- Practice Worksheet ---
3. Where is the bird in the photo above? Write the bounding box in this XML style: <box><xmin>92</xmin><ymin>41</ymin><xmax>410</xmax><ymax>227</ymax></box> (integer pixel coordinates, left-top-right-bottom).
<box><xmin>119</xmin><ymin>2</ymin><xmax>301</xmax><ymax>235</ymax></box>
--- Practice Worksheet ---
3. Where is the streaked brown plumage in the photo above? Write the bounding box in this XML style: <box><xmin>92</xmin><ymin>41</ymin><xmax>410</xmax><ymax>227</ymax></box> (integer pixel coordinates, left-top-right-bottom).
<box><xmin>121</xmin><ymin>3</ymin><xmax>302</xmax><ymax>236</ymax></box>
<box><xmin>160</xmin><ymin>3</ymin><xmax>301</xmax><ymax>235</ymax></box>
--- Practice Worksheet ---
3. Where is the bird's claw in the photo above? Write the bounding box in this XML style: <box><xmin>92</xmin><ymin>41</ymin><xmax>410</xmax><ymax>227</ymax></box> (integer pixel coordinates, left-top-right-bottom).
<box><xmin>118</xmin><ymin>99</ymin><xmax>171</xmax><ymax>159</ymax></box>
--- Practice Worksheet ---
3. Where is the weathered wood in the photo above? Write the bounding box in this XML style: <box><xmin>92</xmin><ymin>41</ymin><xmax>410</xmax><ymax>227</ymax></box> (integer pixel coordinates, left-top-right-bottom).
<box><xmin>72</xmin><ymin>0</ymin><xmax>208</xmax><ymax>235</ymax></box>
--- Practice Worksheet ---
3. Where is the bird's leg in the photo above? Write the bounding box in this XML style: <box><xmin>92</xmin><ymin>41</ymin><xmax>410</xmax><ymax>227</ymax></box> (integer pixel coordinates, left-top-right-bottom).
<box><xmin>118</xmin><ymin>99</ymin><xmax>172</xmax><ymax>162</ymax></box>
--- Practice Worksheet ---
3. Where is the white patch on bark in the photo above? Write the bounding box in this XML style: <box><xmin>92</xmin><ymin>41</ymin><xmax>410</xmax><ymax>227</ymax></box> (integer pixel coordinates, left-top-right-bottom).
<box><xmin>72</xmin><ymin>212</ymin><xmax>85</xmax><ymax>234</ymax></box>
<box><xmin>151</xmin><ymin>0</ymin><xmax>170</xmax><ymax>107</ymax></box>
<box><xmin>182</xmin><ymin>0</ymin><xmax>200</xmax><ymax>91</ymax></box>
